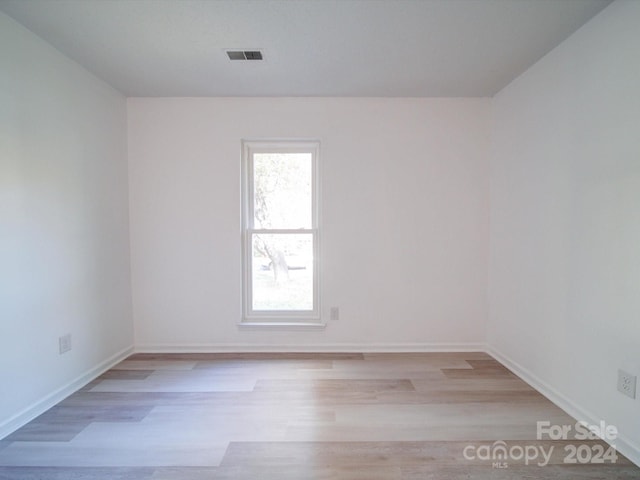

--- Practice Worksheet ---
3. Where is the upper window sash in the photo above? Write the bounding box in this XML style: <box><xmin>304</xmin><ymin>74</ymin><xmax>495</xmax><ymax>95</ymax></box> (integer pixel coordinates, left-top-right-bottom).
<box><xmin>243</xmin><ymin>142</ymin><xmax>319</xmax><ymax>231</ymax></box>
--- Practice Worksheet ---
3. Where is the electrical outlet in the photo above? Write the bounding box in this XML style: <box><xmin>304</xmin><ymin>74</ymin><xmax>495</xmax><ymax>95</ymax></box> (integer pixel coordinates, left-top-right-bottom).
<box><xmin>330</xmin><ymin>307</ymin><xmax>340</xmax><ymax>321</ymax></box>
<box><xmin>59</xmin><ymin>334</ymin><xmax>72</xmax><ymax>354</ymax></box>
<box><xmin>617</xmin><ymin>369</ymin><xmax>636</xmax><ymax>399</ymax></box>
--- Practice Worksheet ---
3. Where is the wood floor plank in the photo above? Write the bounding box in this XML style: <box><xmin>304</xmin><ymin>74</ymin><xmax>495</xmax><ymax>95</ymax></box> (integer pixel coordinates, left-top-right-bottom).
<box><xmin>410</xmin><ymin>376</ymin><xmax>537</xmax><ymax>392</ymax></box>
<box><xmin>400</xmin><ymin>464</ymin><xmax>640</xmax><ymax>480</ymax></box>
<box><xmin>221</xmin><ymin>440</ymin><xmax>634</xmax><ymax>467</ymax></box>
<box><xmin>441</xmin><ymin>367</ymin><xmax>517</xmax><ymax>380</ymax></box>
<box><xmin>127</xmin><ymin>352</ymin><xmax>365</xmax><ymax>361</ymax></box>
<box><xmin>253</xmin><ymin>378</ymin><xmax>416</xmax><ymax>393</ymax></box>
<box><xmin>114</xmin><ymin>360</ymin><xmax>198</xmax><ymax>371</ymax></box>
<box><xmin>97</xmin><ymin>369</ymin><xmax>156</xmax><ymax>380</ymax></box>
<box><xmin>4</xmin><ymin>405</ymin><xmax>153</xmax><ymax>442</ymax></box>
<box><xmin>0</xmin><ymin>467</ymin><xmax>155</xmax><ymax>480</ymax></box>
<box><xmin>152</xmin><ymin>465</ymin><xmax>402</xmax><ymax>480</ymax></box>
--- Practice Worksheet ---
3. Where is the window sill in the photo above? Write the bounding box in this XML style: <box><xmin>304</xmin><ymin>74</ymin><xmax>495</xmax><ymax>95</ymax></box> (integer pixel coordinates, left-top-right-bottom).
<box><xmin>238</xmin><ymin>321</ymin><xmax>327</xmax><ymax>330</ymax></box>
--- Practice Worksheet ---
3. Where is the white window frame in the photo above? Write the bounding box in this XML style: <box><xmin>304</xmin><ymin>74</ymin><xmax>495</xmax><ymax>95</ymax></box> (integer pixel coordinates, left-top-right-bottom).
<box><xmin>241</xmin><ymin>140</ymin><xmax>321</xmax><ymax>325</ymax></box>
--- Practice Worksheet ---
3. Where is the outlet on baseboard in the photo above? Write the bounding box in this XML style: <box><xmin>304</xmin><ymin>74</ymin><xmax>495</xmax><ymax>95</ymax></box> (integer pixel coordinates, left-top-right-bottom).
<box><xmin>617</xmin><ymin>369</ymin><xmax>636</xmax><ymax>399</ymax></box>
<box><xmin>330</xmin><ymin>307</ymin><xmax>340</xmax><ymax>321</ymax></box>
<box><xmin>59</xmin><ymin>334</ymin><xmax>72</xmax><ymax>354</ymax></box>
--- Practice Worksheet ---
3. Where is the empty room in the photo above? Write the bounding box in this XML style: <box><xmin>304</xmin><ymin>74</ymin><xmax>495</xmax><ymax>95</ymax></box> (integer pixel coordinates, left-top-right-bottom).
<box><xmin>1</xmin><ymin>0</ymin><xmax>639</xmax><ymax>478</ymax></box>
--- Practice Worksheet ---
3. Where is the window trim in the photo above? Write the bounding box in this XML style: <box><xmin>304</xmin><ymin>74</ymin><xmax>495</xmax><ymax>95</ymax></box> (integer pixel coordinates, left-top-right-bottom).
<box><xmin>241</xmin><ymin>140</ymin><xmax>322</xmax><ymax>325</ymax></box>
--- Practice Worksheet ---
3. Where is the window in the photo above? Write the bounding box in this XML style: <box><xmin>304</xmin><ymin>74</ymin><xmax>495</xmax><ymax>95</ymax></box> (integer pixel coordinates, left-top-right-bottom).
<box><xmin>241</xmin><ymin>141</ymin><xmax>320</xmax><ymax>324</ymax></box>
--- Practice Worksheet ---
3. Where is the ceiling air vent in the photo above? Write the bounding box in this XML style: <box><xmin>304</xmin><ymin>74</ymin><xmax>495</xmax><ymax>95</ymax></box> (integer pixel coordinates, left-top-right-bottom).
<box><xmin>227</xmin><ymin>50</ymin><xmax>263</xmax><ymax>61</ymax></box>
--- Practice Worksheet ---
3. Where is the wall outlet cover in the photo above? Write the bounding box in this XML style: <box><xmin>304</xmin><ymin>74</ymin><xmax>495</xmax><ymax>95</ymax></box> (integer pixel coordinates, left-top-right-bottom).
<box><xmin>617</xmin><ymin>369</ymin><xmax>636</xmax><ymax>399</ymax></box>
<box><xmin>59</xmin><ymin>334</ymin><xmax>72</xmax><ymax>354</ymax></box>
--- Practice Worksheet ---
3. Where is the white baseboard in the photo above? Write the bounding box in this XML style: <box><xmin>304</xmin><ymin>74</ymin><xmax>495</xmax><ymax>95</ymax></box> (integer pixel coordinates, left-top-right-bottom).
<box><xmin>487</xmin><ymin>346</ymin><xmax>640</xmax><ymax>468</ymax></box>
<box><xmin>134</xmin><ymin>342</ymin><xmax>487</xmax><ymax>353</ymax></box>
<box><xmin>0</xmin><ymin>345</ymin><xmax>134</xmax><ymax>441</ymax></box>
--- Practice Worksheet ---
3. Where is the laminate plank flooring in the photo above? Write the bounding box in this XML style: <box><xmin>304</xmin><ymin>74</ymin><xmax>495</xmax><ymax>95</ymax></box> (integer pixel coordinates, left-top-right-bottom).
<box><xmin>0</xmin><ymin>353</ymin><xmax>638</xmax><ymax>479</ymax></box>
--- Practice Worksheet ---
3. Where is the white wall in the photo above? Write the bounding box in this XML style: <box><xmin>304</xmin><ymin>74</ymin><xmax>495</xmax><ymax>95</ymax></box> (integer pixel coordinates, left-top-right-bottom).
<box><xmin>128</xmin><ymin>97</ymin><xmax>490</xmax><ymax>350</ymax></box>
<box><xmin>0</xmin><ymin>13</ymin><xmax>133</xmax><ymax>436</ymax></box>
<box><xmin>489</xmin><ymin>0</ymin><xmax>640</xmax><ymax>464</ymax></box>
<box><xmin>1</xmin><ymin>0</ymin><xmax>638</xmax><ymax>465</ymax></box>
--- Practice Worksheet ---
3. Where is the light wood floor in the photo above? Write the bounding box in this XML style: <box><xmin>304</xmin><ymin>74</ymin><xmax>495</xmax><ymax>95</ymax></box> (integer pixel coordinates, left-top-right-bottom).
<box><xmin>0</xmin><ymin>352</ymin><xmax>638</xmax><ymax>479</ymax></box>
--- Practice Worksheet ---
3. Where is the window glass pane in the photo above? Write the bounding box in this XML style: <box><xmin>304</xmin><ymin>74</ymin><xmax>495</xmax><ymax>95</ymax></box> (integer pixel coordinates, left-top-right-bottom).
<box><xmin>253</xmin><ymin>153</ymin><xmax>312</xmax><ymax>229</ymax></box>
<box><xmin>251</xmin><ymin>233</ymin><xmax>313</xmax><ymax>311</ymax></box>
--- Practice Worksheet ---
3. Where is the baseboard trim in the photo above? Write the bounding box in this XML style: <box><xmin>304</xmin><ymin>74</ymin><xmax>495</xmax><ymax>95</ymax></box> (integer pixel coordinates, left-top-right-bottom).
<box><xmin>134</xmin><ymin>342</ymin><xmax>486</xmax><ymax>354</ymax></box>
<box><xmin>0</xmin><ymin>345</ymin><xmax>134</xmax><ymax>440</ymax></box>
<box><xmin>487</xmin><ymin>346</ymin><xmax>640</xmax><ymax>468</ymax></box>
